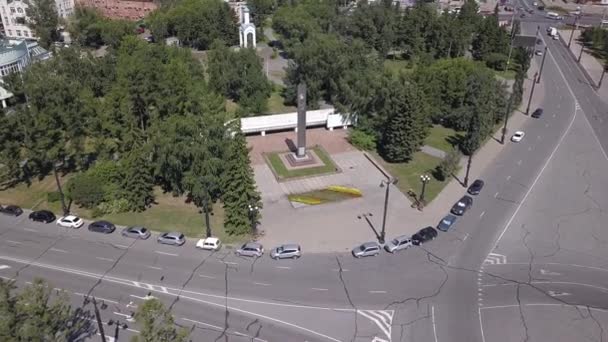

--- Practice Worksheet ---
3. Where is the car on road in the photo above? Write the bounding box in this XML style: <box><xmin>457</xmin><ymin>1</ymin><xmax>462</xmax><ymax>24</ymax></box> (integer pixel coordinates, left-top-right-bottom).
<box><xmin>352</xmin><ymin>242</ymin><xmax>381</xmax><ymax>258</ymax></box>
<box><xmin>411</xmin><ymin>227</ymin><xmax>438</xmax><ymax>245</ymax></box>
<box><xmin>437</xmin><ymin>214</ymin><xmax>457</xmax><ymax>232</ymax></box>
<box><xmin>29</xmin><ymin>210</ymin><xmax>56</xmax><ymax>223</ymax></box>
<box><xmin>531</xmin><ymin>108</ymin><xmax>543</xmax><ymax>118</ymax></box>
<box><xmin>235</xmin><ymin>242</ymin><xmax>264</xmax><ymax>257</ymax></box>
<box><xmin>270</xmin><ymin>244</ymin><xmax>302</xmax><ymax>259</ymax></box>
<box><xmin>121</xmin><ymin>226</ymin><xmax>151</xmax><ymax>240</ymax></box>
<box><xmin>384</xmin><ymin>235</ymin><xmax>413</xmax><ymax>253</ymax></box>
<box><xmin>0</xmin><ymin>205</ymin><xmax>23</xmax><ymax>217</ymax></box>
<box><xmin>451</xmin><ymin>195</ymin><xmax>473</xmax><ymax>216</ymax></box>
<box><xmin>88</xmin><ymin>220</ymin><xmax>116</xmax><ymax>234</ymax></box>
<box><xmin>467</xmin><ymin>179</ymin><xmax>485</xmax><ymax>195</ymax></box>
<box><xmin>196</xmin><ymin>237</ymin><xmax>222</xmax><ymax>251</ymax></box>
<box><xmin>511</xmin><ymin>131</ymin><xmax>525</xmax><ymax>142</ymax></box>
<box><xmin>157</xmin><ymin>232</ymin><xmax>186</xmax><ymax>246</ymax></box>
<box><xmin>57</xmin><ymin>215</ymin><xmax>84</xmax><ymax>228</ymax></box>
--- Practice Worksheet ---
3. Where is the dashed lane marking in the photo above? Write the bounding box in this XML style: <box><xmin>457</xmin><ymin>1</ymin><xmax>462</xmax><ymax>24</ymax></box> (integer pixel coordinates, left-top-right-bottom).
<box><xmin>113</xmin><ymin>244</ymin><xmax>129</xmax><ymax>249</ymax></box>
<box><xmin>254</xmin><ymin>282</ymin><xmax>271</xmax><ymax>286</ymax></box>
<box><xmin>95</xmin><ymin>257</ymin><xmax>114</xmax><ymax>262</ymax></box>
<box><xmin>369</xmin><ymin>290</ymin><xmax>387</xmax><ymax>294</ymax></box>
<box><xmin>50</xmin><ymin>248</ymin><xmax>68</xmax><ymax>253</ymax></box>
<box><xmin>275</xmin><ymin>266</ymin><xmax>291</xmax><ymax>269</ymax></box>
<box><xmin>146</xmin><ymin>266</ymin><xmax>162</xmax><ymax>270</ymax></box>
<box><xmin>479</xmin><ymin>211</ymin><xmax>485</xmax><ymax>218</ymax></box>
<box><xmin>0</xmin><ymin>265</ymin><xmax>11</xmax><ymax>270</ymax></box>
<box><xmin>6</xmin><ymin>240</ymin><xmax>21</xmax><ymax>244</ymax></box>
<box><xmin>154</xmin><ymin>251</ymin><xmax>178</xmax><ymax>257</ymax></box>
<box><xmin>506</xmin><ymin>175</ymin><xmax>511</xmax><ymax>180</ymax></box>
<box><xmin>223</xmin><ymin>261</ymin><xmax>238</xmax><ymax>265</ymax></box>
<box><xmin>180</xmin><ymin>317</ymin><xmax>268</xmax><ymax>342</ymax></box>
<box><xmin>199</xmin><ymin>274</ymin><xmax>215</xmax><ymax>279</ymax></box>
<box><xmin>23</xmin><ymin>228</ymin><xmax>38</xmax><ymax>232</ymax></box>
<box><xmin>431</xmin><ymin>305</ymin><xmax>438</xmax><ymax>342</ymax></box>
<box><xmin>311</xmin><ymin>288</ymin><xmax>328</xmax><ymax>291</ymax></box>
<box><xmin>494</xmin><ymin>192</ymin><xmax>499</xmax><ymax>198</ymax></box>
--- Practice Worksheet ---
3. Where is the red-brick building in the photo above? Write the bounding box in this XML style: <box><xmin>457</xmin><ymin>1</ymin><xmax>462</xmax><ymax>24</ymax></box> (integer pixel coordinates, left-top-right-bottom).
<box><xmin>76</xmin><ymin>0</ymin><xmax>157</xmax><ymax>20</ymax></box>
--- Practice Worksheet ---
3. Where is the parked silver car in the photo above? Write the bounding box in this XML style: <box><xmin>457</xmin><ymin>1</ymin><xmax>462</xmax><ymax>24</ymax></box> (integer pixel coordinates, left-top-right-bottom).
<box><xmin>270</xmin><ymin>244</ymin><xmax>301</xmax><ymax>260</ymax></box>
<box><xmin>157</xmin><ymin>232</ymin><xmax>185</xmax><ymax>246</ymax></box>
<box><xmin>384</xmin><ymin>235</ymin><xmax>413</xmax><ymax>253</ymax></box>
<box><xmin>122</xmin><ymin>226</ymin><xmax>151</xmax><ymax>240</ymax></box>
<box><xmin>352</xmin><ymin>242</ymin><xmax>381</xmax><ymax>258</ymax></box>
<box><xmin>235</xmin><ymin>242</ymin><xmax>264</xmax><ymax>257</ymax></box>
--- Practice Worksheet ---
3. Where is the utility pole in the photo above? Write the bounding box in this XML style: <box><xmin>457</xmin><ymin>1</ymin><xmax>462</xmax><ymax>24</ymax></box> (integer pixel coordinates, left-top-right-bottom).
<box><xmin>568</xmin><ymin>15</ymin><xmax>579</xmax><ymax>48</ymax></box>
<box><xmin>537</xmin><ymin>46</ymin><xmax>548</xmax><ymax>83</ymax></box>
<box><xmin>92</xmin><ymin>297</ymin><xmax>107</xmax><ymax>342</ymax></box>
<box><xmin>505</xmin><ymin>20</ymin><xmax>519</xmax><ymax>71</ymax></box>
<box><xmin>379</xmin><ymin>178</ymin><xmax>398</xmax><ymax>244</ymax></box>
<box><xmin>526</xmin><ymin>72</ymin><xmax>539</xmax><ymax>115</ymax></box>
<box><xmin>578</xmin><ymin>44</ymin><xmax>585</xmax><ymax>63</ymax></box>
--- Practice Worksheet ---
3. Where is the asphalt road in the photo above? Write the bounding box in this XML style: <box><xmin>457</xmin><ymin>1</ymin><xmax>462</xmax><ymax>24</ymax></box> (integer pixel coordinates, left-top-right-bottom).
<box><xmin>1</xmin><ymin>7</ymin><xmax>608</xmax><ymax>342</ymax></box>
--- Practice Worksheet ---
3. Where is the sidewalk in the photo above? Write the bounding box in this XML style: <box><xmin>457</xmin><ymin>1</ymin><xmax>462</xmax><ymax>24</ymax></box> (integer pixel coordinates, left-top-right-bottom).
<box><xmin>558</xmin><ymin>29</ymin><xmax>608</xmax><ymax>104</ymax></box>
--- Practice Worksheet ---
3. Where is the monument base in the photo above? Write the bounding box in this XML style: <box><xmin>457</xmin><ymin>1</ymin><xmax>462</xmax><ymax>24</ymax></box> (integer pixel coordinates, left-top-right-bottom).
<box><xmin>284</xmin><ymin>150</ymin><xmax>319</xmax><ymax>168</ymax></box>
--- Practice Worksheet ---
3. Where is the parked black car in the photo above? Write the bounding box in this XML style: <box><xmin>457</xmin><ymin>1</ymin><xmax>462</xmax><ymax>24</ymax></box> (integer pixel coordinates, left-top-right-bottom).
<box><xmin>412</xmin><ymin>226</ymin><xmax>438</xmax><ymax>245</ymax></box>
<box><xmin>0</xmin><ymin>205</ymin><xmax>23</xmax><ymax>217</ymax></box>
<box><xmin>451</xmin><ymin>195</ymin><xmax>473</xmax><ymax>216</ymax></box>
<box><xmin>88</xmin><ymin>220</ymin><xmax>116</xmax><ymax>234</ymax></box>
<box><xmin>29</xmin><ymin>210</ymin><xmax>56</xmax><ymax>223</ymax></box>
<box><xmin>467</xmin><ymin>179</ymin><xmax>485</xmax><ymax>195</ymax></box>
<box><xmin>531</xmin><ymin>108</ymin><xmax>543</xmax><ymax>118</ymax></box>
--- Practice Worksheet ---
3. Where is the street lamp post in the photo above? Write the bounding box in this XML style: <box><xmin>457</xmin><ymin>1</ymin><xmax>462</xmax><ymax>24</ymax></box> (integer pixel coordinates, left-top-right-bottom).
<box><xmin>599</xmin><ymin>65</ymin><xmax>607</xmax><ymax>88</ymax></box>
<box><xmin>537</xmin><ymin>46</ymin><xmax>548</xmax><ymax>83</ymax></box>
<box><xmin>419</xmin><ymin>174</ymin><xmax>431</xmax><ymax>204</ymax></box>
<box><xmin>526</xmin><ymin>72</ymin><xmax>539</xmax><ymax>115</ymax></box>
<box><xmin>379</xmin><ymin>178</ymin><xmax>398</xmax><ymax>244</ymax></box>
<box><xmin>248</xmin><ymin>204</ymin><xmax>259</xmax><ymax>235</ymax></box>
<box><xmin>568</xmin><ymin>15</ymin><xmax>580</xmax><ymax>48</ymax></box>
<box><xmin>577</xmin><ymin>44</ymin><xmax>585</xmax><ymax>63</ymax></box>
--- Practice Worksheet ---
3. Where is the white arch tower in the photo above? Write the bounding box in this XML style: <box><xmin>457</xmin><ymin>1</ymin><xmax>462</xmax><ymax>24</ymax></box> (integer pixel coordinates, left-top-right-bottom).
<box><xmin>239</xmin><ymin>6</ymin><xmax>256</xmax><ymax>48</ymax></box>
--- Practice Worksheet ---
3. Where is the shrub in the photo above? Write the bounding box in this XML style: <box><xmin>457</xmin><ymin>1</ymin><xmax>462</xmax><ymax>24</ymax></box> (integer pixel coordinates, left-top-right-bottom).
<box><xmin>485</xmin><ymin>53</ymin><xmax>507</xmax><ymax>71</ymax></box>
<box><xmin>97</xmin><ymin>198</ymin><xmax>131</xmax><ymax>214</ymax></box>
<box><xmin>46</xmin><ymin>191</ymin><xmax>62</xmax><ymax>203</ymax></box>
<box><xmin>66</xmin><ymin>173</ymin><xmax>105</xmax><ymax>209</ymax></box>
<box><xmin>348</xmin><ymin>129</ymin><xmax>376</xmax><ymax>151</ymax></box>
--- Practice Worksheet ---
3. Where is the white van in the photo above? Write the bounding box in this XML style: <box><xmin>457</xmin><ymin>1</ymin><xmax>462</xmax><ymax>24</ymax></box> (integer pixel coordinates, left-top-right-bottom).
<box><xmin>546</xmin><ymin>12</ymin><xmax>563</xmax><ymax>20</ymax></box>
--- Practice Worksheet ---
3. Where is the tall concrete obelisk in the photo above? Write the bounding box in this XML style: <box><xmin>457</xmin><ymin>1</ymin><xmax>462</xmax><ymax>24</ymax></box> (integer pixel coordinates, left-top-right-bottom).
<box><xmin>296</xmin><ymin>82</ymin><xmax>307</xmax><ymax>158</ymax></box>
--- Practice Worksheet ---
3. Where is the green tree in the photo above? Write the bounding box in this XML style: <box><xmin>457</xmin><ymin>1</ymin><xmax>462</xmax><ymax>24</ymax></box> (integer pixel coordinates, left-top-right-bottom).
<box><xmin>25</xmin><ymin>0</ymin><xmax>59</xmax><ymax>49</ymax></box>
<box><xmin>249</xmin><ymin>0</ymin><xmax>277</xmax><ymax>28</ymax></box>
<box><xmin>436</xmin><ymin>148</ymin><xmax>461</xmax><ymax>181</ymax></box>
<box><xmin>0</xmin><ymin>279</ymin><xmax>85</xmax><ymax>341</ymax></box>
<box><xmin>66</xmin><ymin>172</ymin><xmax>106</xmax><ymax>208</ymax></box>
<box><xmin>222</xmin><ymin>129</ymin><xmax>261</xmax><ymax>236</ymax></box>
<box><xmin>379</xmin><ymin>74</ymin><xmax>429</xmax><ymax>163</ymax></box>
<box><xmin>122</xmin><ymin>149</ymin><xmax>155</xmax><ymax>211</ymax></box>
<box><xmin>461</xmin><ymin>112</ymin><xmax>482</xmax><ymax>187</ymax></box>
<box><xmin>131</xmin><ymin>298</ymin><xmax>189</xmax><ymax>342</ymax></box>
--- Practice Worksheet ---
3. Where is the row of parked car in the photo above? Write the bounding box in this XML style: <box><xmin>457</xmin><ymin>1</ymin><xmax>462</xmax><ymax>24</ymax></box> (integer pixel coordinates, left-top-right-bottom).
<box><xmin>350</xmin><ymin>178</ymin><xmax>485</xmax><ymax>258</ymax></box>
<box><xmin>0</xmin><ymin>206</ymin><xmax>302</xmax><ymax>260</ymax></box>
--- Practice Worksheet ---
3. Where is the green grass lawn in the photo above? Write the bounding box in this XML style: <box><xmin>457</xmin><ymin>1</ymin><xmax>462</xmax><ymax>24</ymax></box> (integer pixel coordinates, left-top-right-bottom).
<box><xmin>266</xmin><ymin>146</ymin><xmax>339</xmax><ymax>180</ymax></box>
<box><xmin>424</xmin><ymin>125</ymin><xmax>465</xmax><ymax>153</ymax></box>
<box><xmin>266</xmin><ymin>87</ymin><xmax>296</xmax><ymax>114</ymax></box>
<box><xmin>0</xmin><ymin>178</ymin><xmax>248</xmax><ymax>244</ymax></box>
<box><xmin>372</xmin><ymin>151</ymin><xmax>451</xmax><ymax>203</ymax></box>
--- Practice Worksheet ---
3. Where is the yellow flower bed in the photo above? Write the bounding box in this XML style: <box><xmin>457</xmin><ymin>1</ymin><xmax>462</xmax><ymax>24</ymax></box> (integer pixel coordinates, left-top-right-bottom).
<box><xmin>288</xmin><ymin>195</ymin><xmax>323</xmax><ymax>205</ymax></box>
<box><xmin>327</xmin><ymin>185</ymin><xmax>363</xmax><ymax>197</ymax></box>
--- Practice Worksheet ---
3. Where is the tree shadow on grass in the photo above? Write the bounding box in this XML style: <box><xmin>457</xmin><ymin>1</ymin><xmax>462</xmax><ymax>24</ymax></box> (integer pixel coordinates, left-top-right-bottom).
<box><xmin>445</xmin><ymin>133</ymin><xmax>466</xmax><ymax>150</ymax></box>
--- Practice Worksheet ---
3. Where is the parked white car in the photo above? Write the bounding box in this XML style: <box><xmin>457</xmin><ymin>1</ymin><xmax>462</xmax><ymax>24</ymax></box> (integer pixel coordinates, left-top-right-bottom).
<box><xmin>196</xmin><ymin>237</ymin><xmax>222</xmax><ymax>251</ymax></box>
<box><xmin>511</xmin><ymin>131</ymin><xmax>525</xmax><ymax>142</ymax></box>
<box><xmin>56</xmin><ymin>215</ymin><xmax>84</xmax><ymax>228</ymax></box>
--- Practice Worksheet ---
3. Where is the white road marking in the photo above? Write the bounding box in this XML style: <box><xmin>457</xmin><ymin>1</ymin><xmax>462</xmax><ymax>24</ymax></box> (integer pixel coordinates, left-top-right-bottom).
<box><xmin>540</xmin><ymin>269</ymin><xmax>561</xmax><ymax>276</ymax></box>
<box><xmin>50</xmin><ymin>248</ymin><xmax>68</xmax><ymax>253</ymax></box>
<box><xmin>369</xmin><ymin>290</ymin><xmax>387</xmax><ymax>294</ymax></box>
<box><xmin>494</xmin><ymin>192</ymin><xmax>499</xmax><ymax>198</ymax></box>
<box><xmin>95</xmin><ymin>257</ymin><xmax>114</xmax><ymax>262</ymax></box>
<box><xmin>506</xmin><ymin>175</ymin><xmax>511</xmax><ymax>180</ymax></box>
<box><xmin>199</xmin><ymin>274</ymin><xmax>215</xmax><ymax>279</ymax></box>
<box><xmin>223</xmin><ymin>261</ymin><xmax>238</xmax><ymax>265</ymax></box>
<box><xmin>479</xmin><ymin>211</ymin><xmax>485</xmax><ymax>218</ymax></box>
<box><xmin>23</xmin><ymin>228</ymin><xmax>38</xmax><ymax>232</ymax></box>
<box><xmin>154</xmin><ymin>251</ymin><xmax>178</xmax><ymax>256</ymax></box>
<box><xmin>113</xmin><ymin>244</ymin><xmax>129</xmax><ymax>249</ymax></box>
<box><xmin>481</xmin><ymin>281</ymin><xmax>608</xmax><ymax>292</ymax></box>
<box><xmin>311</xmin><ymin>288</ymin><xmax>328</xmax><ymax>291</ymax></box>
<box><xmin>463</xmin><ymin>233</ymin><xmax>469</xmax><ymax>241</ymax></box>
<box><xmin>113</xmin><ymin>312</ymin><xmax>134</xmax><ymax>321</ymax></box>
<box><xmin>180</xmin><ymin>317</ymin><xmax>268</xmax><ymax>342</ymax></box>
<box><xmin>275</xmin><ymin>266</ymin><xmax>291</xmax><ymax>269</ymax></box>
<box><xmin>129</xmin><ymin>294</ymin><xmax>149</xmax><ymax>300</ymax></box>
<box><xmin>25</xmin><ymin>281</ymin><xmax>32</xmax><ymax>284</ymax></box>
<box><xmin>0</xmin><ymin>265</ymin><xmax>11</xmax><ymax>270</ymax></box>
<box><xmin>254</xmin><ymin>282</ymin><xmax>271</xmax><ymax>286</ymax></box>
<box><xmin>483</xmin><ymin>253</ymin><xmax>507</xmax><ymax>265</ymax></box>
<box><xmin>0</xmin><ymin>276</ymin><xmax>13</xmax><ymax>280</ymax></box>
<box><xmin>146</xmin><ymin>266</ymin><xmax>162</xmax><ymax>270</ymax></box>
<box><xmin>332</xmin><ymin>268</ymin><xmax>349</xmax><ymax>272</ymax></box>
<box><xmin>431</xmin><ymin>305</ymin><xmax>439</xmax><ymax>342</ymax></box>
<box><xmin>6</xmin><ymin>240</ymin><xmax>21</xmax><ymax>244</ymax></box>
<box><xmin>481</xmin><ymin>303</ymin><xmax>608</xmax><ymax>313</ymax></box>
<box><xmin>547</xmin><ymin>290</ymin><xmax>571</xmax><ymax>297</ymax></box>
<box><xmin>358</xmin><ymin>310</ymin><xmax>393</xmax><ymax>342</ymax></box>
<box><xmin>479</xmin><ymin>307</ymin><xmax>487</xmax><ymax>342</ymax></box>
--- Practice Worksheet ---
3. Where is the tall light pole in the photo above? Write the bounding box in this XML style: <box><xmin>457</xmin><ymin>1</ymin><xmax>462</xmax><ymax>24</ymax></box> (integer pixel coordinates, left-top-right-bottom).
<box><xmin>379</xmin><ymin>178</ymin><xmax>398</xmax><ymax>244</ymax></box>
<box><xmin>568</xmin><ymin>14</ymin><xmax>580</xmax><ymax>48</ymax></box>
<box><xmin>577</xmin><ymin>43</ymin><xmax>585</xmax><ymax>63</ymax></box>
<box><xmin>248</xmin><ymin>203</ymin><xmax>259</xmax><ymax>235</ymax></box>
<box><xmin>419</xmin><ymin>174</ymin><xmax>431</xmax><ymax>204</ymax></box>
<box><xmin>526</xmin><ymin>72</ymin><xmax>539</xmax><ymax>115</ymax></box>
<box><xmin>505</xmin><ymin>20</ymin><xmax>519</xmax><ymax>71</ymax></box>
<box><xmin>91</xmin><ymin>297</ymin><xmax>107</xmax><ymax>342</ymax></box>
<box><xmin>537</xmin><ymin>46</ymin><xmax>548</xmax><ymax>83</ymax></box>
